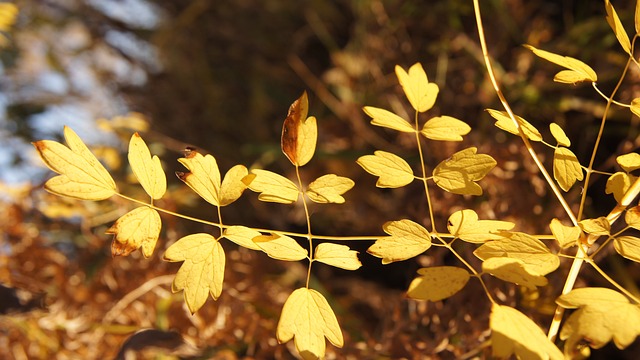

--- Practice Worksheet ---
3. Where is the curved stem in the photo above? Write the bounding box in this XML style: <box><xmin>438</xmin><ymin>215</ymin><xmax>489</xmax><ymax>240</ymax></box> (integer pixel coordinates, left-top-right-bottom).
<box><xmin>592</xmin><ymin>83</ymin><xmax>631</xmax><ymax>108</ymax></box>
<box><xmin>414</xmin><ymin>111</ymin><xmax>437</xmax><ymax>232</ymax></box>
<box><xmin>295</xmin><ymin>165</ymin><xmax>314</xmax><ymax>289</ymax></box>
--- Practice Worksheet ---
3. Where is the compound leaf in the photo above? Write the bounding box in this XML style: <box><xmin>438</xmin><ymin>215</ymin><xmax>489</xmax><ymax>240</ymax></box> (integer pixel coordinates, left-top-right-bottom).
<box><xmin>605</xmin><ymin>0</ymin><xmax>632</xmax><ymax>55</ymax></box>
<box><xmin>614</xmin><ymin>236</ymin><xmax>640</xmax><ymax>263</ymax></box>
<box><xmin>491</xmin><ymin>304</ymin><xmax>564</xmax><ymax>360</ymax></box>
<box><xmin>406</xmin><ymin>266</ymin><xmax>469</xmax><ymax>301</ymax></box>
<box><xmin>363</xmin><ymin>106</ymin><xmax>414</xmax><ymax>133</ymax></box>
<box><xmin>420</xmin><ymin>116</ymin><xmax>471</xmax><ymax>141</ymax></box>
<box><xmin>482</xmin><ymin>257</ymin><xmax>548</xmax><ymax>289</ymax></box>
<box><xmin>447</xmin><ymin>209</ymin><xmax>514</xmax><ymax>243</ymax></box>
<box><xmin>357</xmin><ymin>151</ymin><xmax>414</xmax><ymax>188</ymax></box>
<box><xmin>549</xmin><ymin>218</ymin><xmax>581</xmax><ymax>248</ymax></box>
<box><xmin>33</xmin><ymin>126</ymin><xmax>117</xmax><ymax>200</ymax></box>
<box><xmin>306</xmin><ymin>174</ymin><xmax>355</xmax><ymax>204</ymax></box>
<box><xmin>277</xmin><ymin>288</ymin><xmax>343</xmax><ymax>360</ymax></box>
<box><xmin>247</xmin><ymin>169</ymin><xmax>299</xmax><ymax>204</ymax></box>
<box><xmin>617</xmin><ymin>152</ymin><xmax>640</xmax><ymax>172</ymax></box>
<box><xmin>253</xmin><ymin>233</ymin><xmax>307</xmax><ymax>261</ymax></box>
<box><xmin>549</xmin><ymin>123</ymin><xmax>570</xmax><ymax>147</ymax></box>
<box><xmin>524</xmin><ymin>44</ymin><xmax>597</xmax><ymax>83</ymax></box>
<box><xmin>164</xmin><ymin>233</ymin><xmax>225</xmax><ymax>314</ymax></box>
<box><xmin>282</xmin><ymin>91</ymin><xmax>317</xmax><ymax>167</ymax></box>
<box><xmin>474</xmin><ymin>232</ymin><xmax>559</xmax><ymax>276</ymax></box>
<box><xmin>368</xmin><ymin>219</ymin><xmax>431</xmax><ymax>264</ymax></box>
<box><xmin>128</xmin><ymin>133</ymin><xmax>166</xmax><ymax>200</ymax></box>
<box><xmin>107</xmin><ymin>206</ymin><xmax>161</xmax><ymax>258</ymax></box>
<box><xmin>177</xmin><ymin>150</ymin><xmax>221</xmax><ymax>206</ymax></box>
<box><xmin>314</xmin><ymin>243</ymin><xmax>361</xmax><ymax>270</ymax></box>
<box><xmin>433</xmin><ymin>147</ymin><xmax>496</xmax><ymax>196</ymax></box>
<box><xmin>486</xmin><ymin>109</ymin><xmax>542</xmax><ymax>142</ymax></box>
<box><xmin>553</xmin><ymin>147</ymin><xmax>584</xmax><ymax>191</ymax></box>
<box><xmin>222</xmin><ymin>225</ymin><xmax>261</xmax><ymax>250</ymax></box>
<box><xmin>220</xmin><ymin>164</ymin><xmax>250</xmax><ymax>206</ymax></box>
<box><xmin>395</xmin><ymin>63</ymin><xmax>439</xmax><ymax>112</ymax></box>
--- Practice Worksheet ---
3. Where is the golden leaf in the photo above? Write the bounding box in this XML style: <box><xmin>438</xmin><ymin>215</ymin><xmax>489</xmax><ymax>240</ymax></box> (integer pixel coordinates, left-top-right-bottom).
<box><xmin>219</xmin><ymin>165</ymin><xmax>250</xmax><ymax>206</ymax></box>
<box><xmin>395</xmin><ymin>63</ymin><xmax>439</xmax><ymax>112</ymax></box>
<box><xmin>631</xmin><ymin>98</ymin><xmax>640</xmax><ymax>118</ymax></box>
<box><xmin>164</xmin><ymin>233</ymin><xmax>225</xmax><ymax>314</ymax></box>
<box><xmin>246</xmin><ymin>169</ymin><xmax>299</xmax><ymax>204</ymax></box>
<box><xmin>578</xmin><ymin>217</ymin><xmax>610</xmax><ymax>236</ymax></box>
<box><xmin>406</xmin><ymin>266</ymin><xmax>469</xmax><ymax>301</ymax></box>
<box><xmin>447</xmin><ymin>209</ymin><xmax>514</xmax><ymax>243</ymax></box>
<box><xmin>363</xmin><ymin>106</ymin><xmax>414</xmax><ymax>133</ymax></box>
<box><xmin>314</xmin><ymin>243</ymin><xmax>361</xmax><ymax>270</ymax></box>
<box><xmin>549</xmin><ymin>123</ymin><xmax>570</xmax><ymax>147</ymax></box>
<box><xmin>128</xmin><ymin>133</ymin><xmax>166</xmax><ymax>200</ymax></box>
<box><xmin>277</xmin><ymin>288</ymin><xmax>343</xmax><ymax>360</ymax></box>
<box><xmin>222</xmin><ymin>225</ymin><xmax>261</xmax><ymax>250</ymax></box>
<box><xmin>281</xmin><ymin>91</ymin><xmax>317</xmax><ymax>167</ymax></box>
<box><xmin>553</xmin><ymin>147</ymin><xmax>584</xmax><ymax>191</ymax></box>
<box><xmin>107</xmin><ymin>206</ymin><xmax>161</xmax><ymax>258</ymax></box>
<box><xmin>614</xmin><ymin>236</ymin><xmax>640</xmax><ymax>263</ymax></box>
<box><xmin>524</xmin><ymin>44</ymin><xmax>597</xmax><ymax>83</ymax></box>
<box><xmin>33</xmin><ymin>126</ymin><xmax>117</xmax><ymax>200</ymax></box>
<box><xmin>486</xmin><ymin>109</ymin><xmax>542</xmax><ymax>142</ymax></box>
<box><xmin>474</xmin><ymin>232</ymin><xmax>559</xmax><ymax>276</ymax></box>
<box><xmin>253</xmin><ymin>233</ymin><xmax>308</xmax><ymax>261</ymax></box>
<box><xmin>549</xmin><ymin>218</ymin><xmax>581</xmax><ymax>248</ymax></box>
<box><xmin>368</xmin><ymin>219</ymin><xmax>431</xmax><ymax>264</ymax></box>
<box><xmin>177</xmin><ymin>150</ymin><xmax>221</xmax><ymax>206</ymax></box>
<box><xmin>606</xmin><ymin>172</ymin><xmax>637</xmax><ymax>203</ymax></box>
<box><xmin>432</xmin><ymin>147</ymin><xmax>496</xmax><ymax>196</ymax></box>
<box><xmin>605</xmin><ymin>0</ymin><xmax>632</xmax><ymax>55</ymax></box>
<box><xmin>625</xmin><ymin>206</ymin><xmax>640</xmax><ymax>229</ymax></box>
<box><xmin>356</xmin><ymin>151</ymin><xmax>414</xmax><ymax>188</ymax></box>
<box><xmin>420</xmin><ymin>116</ymin><xmax>471</xmax><ymax>141</ymax></box>
<box><xmin>491</xmin><ymin>304</ymin><xmax>564</xmax><ymax>360</ymax></box>
<box><xmin>616</xmin><ymin>152</ymin><xmax>640</xmax><ymax>172</ymax></box>
<box><xmin>306</xmin><ymin>174</ymin><xmax>355</xmax><ymax>204</ymax></box>
<box><xmin>482</xmin><ymin>257</ymin><xmax>548</xmax><ymax>289</ymax></box>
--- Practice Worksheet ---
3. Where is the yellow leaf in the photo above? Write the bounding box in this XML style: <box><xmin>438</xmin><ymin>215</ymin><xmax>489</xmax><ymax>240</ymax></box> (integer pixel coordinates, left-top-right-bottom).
<box><xmin>553</xmin><ymin>147</ymin><xmax>584</xmax><ymax>191</ymax></box>
<box><xmin>33</xmin><ymin>126</ymin><xmax>117</xmax><ymax>200</ymax></box>
<box><xmin>631</xmin><ymin>98</ymin><xmax>640</xmax><ymax>118</ymax></box>
<box><xmin>616</xmin><ymin>152</ymin><xmax>640</xmax><ymax>172</ymax></box>
<box><xmin>491</xmin><ymin>304</ymin><xmax>564</xmax><ymax>360</ymax></box>
<box><xmin>253</xmin><ymin>233</ymin><xmax>308</xmax><ymax>261</ymax></box>
<box><xmin>368</xmin><ymin>219</ymin><xmax>431</xmax><ymax>264</ymax></box>
<box><xmin>357</xmin><ymin>151</ymin><xmax>414</xmax><ymax>188</ymax></box>
<box><xmin>363</xmin><ymin>106</ymin><xmax>414</xmax><ymax>133</ymax></box>
<box><xmin>420</xmin><ymin>116</ymin><xmax>471</xmax><ymax>141</ymax></box>
<box><xmin>0</xmin><ymin>3</ymin><xmax>17</xmax><ymax>32</ymax></box>
<box><xmin>625</xmin><ymin>206</ymin><xmax>640</xmax><ymax>229</ymax></box>
<box><xmin>614</xmin><ymin>236</ymin><xmax>640</xmax><ymax>263</ymax></box>
<box><xmin>128</xmin><ymin>133</ymin><xmax>166</xmax><ymax>200</ymax></box>
<box><xmin>277</xmin><ymin>288</ymin><xmax>343</xmax><ymax>360</ymax></box>
<box><xmin>549</xmin><ymin>218</ymin><xmax>581</xmax><ymax>248</ymax></box>
<box><xmin>524</xmin><ymin>44</ymin><xmax>597</xmax><ymax>83</ymax></box>
<box><xmin>447</xmin><ymin>209</ymin><xmax>514</xmax><ymax>243</ymax></box>
<box><xmin>606</xmin><ymin>172</ymin><xmax>637</xmax><ymax>203</ymax></box>
<box><xmin>432</xmin><ymin>147</ymin><xmax>496</xmax><ymax>196</ymax></box>
<box><xmin>486</xmin><ymin>109</ymin><xmax>542</xmax><ymax>142</ymax></box>
<box><xmin>222</xmin><ymin>225</ymin><xmax>261</xmax><ymax>250</ymax></box>
<box><xmin>107</xmin><ymin>206</ymin><xmax>161</xmax><ymax>258</ymax></box>
<box><xmin>164</xmin><ymin>233</ymin><xmax>225</xmax><ymax>313</ymax></box>
<box><xmin>177</xmin><ymin>150</ymin><xmax>221</xmax><ymax>206</ymax></box>
<box><xmin>474</xmin><ymin>232</ymin><xmax>559</xmax><ymax>276</ymax></box>
<box><xmin>219</xmin><ymin>165</ymin><xmax>250</xmax><ymax>206</ymax></box>
<box><xmin>247</xmin><ymin>169</ymin><xmax>299</xmax><ymax>204</ymax></box>
<box><xmin>314</xmin><ymin>243</ymin><xmax>361</xmax><ymax>270</ymax></box>
<box><xmin>482</xmin><ymin>257</ymin><xmax>548</xmax><ymax>289</ymax></box>
<box><xmin>578</xmin><ymin>217</ymin><xmax>610</xmax><ymax>236</ymax></box>
<box><xmin>549</xmin><ymin>123</ymin><xmax>570</xmax><ymax>147</ymax></box>
<box><xmin>605</xmin><ymin>0</ymin><xmax>632</xmax><ymax>55</ymax></box>
<box><xmin>406</xmin><ymin>266</ymin><xmax>469</xmax><ymax>301</ymax></box>
<box><xmin>306</xmin><ymin>174</ymin><xmax>354</xmax><ymax>204</ymax></box>
<box><xmin>281</xmin><ymin>92</ymin><xmax>317</xmax><ymax>167</ymax></box>
<box><xmin>395</xmin><ymin>63</ymin><xmax>439</xmax><ymax>112</ymax></box>
<box><xmin>558</xmin><ymin>287</ymin><xmax>640</xmax><ymax>351</ymax></box>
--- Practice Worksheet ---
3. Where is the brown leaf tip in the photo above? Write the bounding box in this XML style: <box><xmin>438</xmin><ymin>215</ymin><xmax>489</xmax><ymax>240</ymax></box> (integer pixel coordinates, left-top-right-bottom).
<box><xmin>182</xmin><ymin>147</ymin><xmax>198</xmax><ymax>158</ymax></box>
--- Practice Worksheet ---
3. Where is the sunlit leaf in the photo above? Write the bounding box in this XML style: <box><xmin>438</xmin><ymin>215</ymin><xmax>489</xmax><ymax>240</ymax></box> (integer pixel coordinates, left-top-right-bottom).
<box><xmin>306</xmin><ymin>174</ymin><xmax>355</xmax><ymax>204</ymax></box>
<box><xmin>482</xmin><ymin>257</ymin><xmax>548</xmax><ymax>289</ymax></box>
<box><xmin>631</xmin><ymin>98</ymin><xmax>640</xmax><ymax>119</ymax></box>
<box><xmin>363</xmin><ymin>106</ymin><xmax>414</xmax><ymax>133</ymax></box>
<box><xmin>524</xmin><ymin>44</ymin><xmax>597</xmax><ymax>83</ymax></box>
<box><xmin>614</xmin><ymin>236</ymin><xmax>640</xmax><ymax>263</ymax></box>
<box><xmin>432</xmin><ymin>147</ymin><xmax>496</xmax><ymax>196</ymax></box>
<box><xmin>474</xmin><ymin>232</ymin><xmax>559</xmax><ymax>276</ymax></box>
<box><xmin>357</xmin><ymin>151</ymin><xmax>414</xmax><ymax>188</ymax></box>
<box><xmin>33</xmin><ymin>126</ymin><xmax>117</xmax><ymax>200</ymax></box>
<box><xmin>420</xmin><ymin>116</ymin><xmax>471</xmax><ymax>141</ymax></box>
<box><xmin>368</xmin><ymin>219</ymin><xmax>431</xmax><ymax>264</ymax></box>
<box><xmin>549</xmin><ymin>218</ymin><xmax>581</xmax><ymax>248</ymax></box>
<box><xmin>447</xmin><ymin>209</ymin><xmax>514</xmax><ymax>243</ymax></box>
<box><xmin>177</xmin><ymin>151</ymin><xmax>221</xmax><ymax>206</ymax></box>
<box><xmin>578</xmin><ymin>217</ymin><xmax>610</xmax><ymax>236</ymax></box>
<box><xmin>164</xmin><ymin>233</ymin><xmax>225</xmax><ymax>314</ymax></box>
<box><xmin>549</xmin><ymin>123</ymin><xmax>570</xmax><ymax>147</ymax></box>
<box><xmin>491</xmin><ymin>304</ymin><xmax>564</xmax><ymax>360</ymax></box>
<box><xmin>558</xmin><ymin>287</ymin><xmax>640</xmax><ymax>351</ymax></box>
<box><xmin>128</xmin><ymin>133</ymin><xmax>166</xmax><ymax>200</ymax></box>
<box><xmin>605</xmin><ymin>0</ymin><xmax>632</xmax><ymax>55</ymax></box>
<box><xmin>246</xmin><ymin>169</ymin><xmax>299</xmax><ymax>204</ymax></box>
<box><xmin>222</xmin><ymin>225</ymin><xmax>261</xmax><ymax>250</ymax></box>
<box><xmin>253</xmin><ymin>233</ymin><xmax>307</xmax><ymax>261</ymax></box>
<box><xmin>553</xmin><ymin>147</ymin><xmax>584</xmax><ymax>191</ymax></box>
<box><xmin>486</xmin><ymin>109</ymin><xmax>542</xmax><ymax>142</ymax></box>
<box><xmin>281</xmin><ymin>91</ymin><xmax>317</xmax><ymax>167</ymax></box>
<box><xmin>606</xmin><ymin>172</ymin><xmax>637</xmax><ymax>203</ymax></box>
<box><xmin>406</xmin><ymin>266</ymin><xmax>469</xmax><ymax>301</ymax></box>
<box><xmin>277</xmin><ymin>288</ymin><xmax>343</xmax><ymax>360</ymax></box>
<box><xmin>626</xmin><ymin>206</ymin><xmax>640</xmax><ymax>230</ymax></box>
<box><xmin>107</xmin><ymin>206</ymin><xmax>161</xmax><ymax>258</ymax></box>
<box><xmin>616</xmin><ymin>152</ymin><xmax>640</xmax><ymax>172</ymax></box>
<box><xmin>220</xmin><ymin>165</ymin><xmax>250</xmax><ymax>206</ymax></box>
<box><xmin>395</xmin><ymin>63</ymin><xmax>439</xmax><ymax>112</ymax></box>
<box><xmin>314</xmin><ymin>243</ymin><xmax>361</xmax><ymax>270</ymax></box>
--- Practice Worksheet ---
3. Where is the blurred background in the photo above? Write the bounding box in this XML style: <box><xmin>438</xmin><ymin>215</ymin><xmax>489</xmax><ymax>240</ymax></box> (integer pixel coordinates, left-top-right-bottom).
<box><xmin>1</xmin><ymin>0</ymin><xmax>640</xmax><ymax>358</ymax></box>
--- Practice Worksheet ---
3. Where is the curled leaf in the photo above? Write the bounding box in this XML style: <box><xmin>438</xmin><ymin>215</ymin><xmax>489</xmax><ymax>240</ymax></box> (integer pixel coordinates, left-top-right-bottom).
<box><xmin>107</xmin><ymin>206</ymin><xmax>161</xmax><ymax>258</ymax></box>
<box><xmin>606</xmin><ymin>172</ymin><xmax>637</xmax><ymax>203</ymax></box>
<box><xmin>281</xmin><ymin>91</ymin><xmax>317</xmax><ymax>167</ymax></box>
<box><xmin>128</xmin><ymin>133</ymin><xmax>166</xmax><ymax>200</ymax></box>
<box><xmin>407</xmin><ymin>266</ymin><xmax>469</xmax><ymax>301</ymax></box>
<box><xmin>605</xmin><ymin>0</ymin><xmax>632</xmax><ymax>55</ymax></box>
<box><xmin>253</xmin><ymin>233</ymin><xmax>307</xmax><ymax>261</ymax></box>
<box><xmin>432</xmin><ymin>147</ymin><xmax>496</xmax><ymax>196</ymax></box>
<box><xmin>578</xmin><ymin>217</ymin><xmax>610</xmax><ymax>236</ymax></box>
<box><xmin>357</xmin><ymin>151</ymin><xmax>414</xmax><ymax>188</ymax></box>
<box><xmin>482</xmin><ymin>257</ymin><xmax>548</xmax><ymax>289</ymax></box>
<box><xmin>447</xmin><ymin>209</ymin><xmax>514</xmax><ymax>243</ymax></box>
<box><xmin>395</xmin><ymin>63</ymin><xmax>439</xmax><ymax>112</ymax></box>
<box><xmin>177</xmin><ymin>151</ymin><xmax>221</xmax><ymax>206</ymax></box>
<box><xmin>368</xmin><ymin>219</ymin><xmax>431</xmax><ymax>264</ymax></box>
<box><xmin>363</xmin><ymin>106</ymin><xmax>414</xmax><ymax>133</ymax></box>
<box><xmin>474</xmin><ymin>232</ymin><xmax>559</xmax><ymax>276</ymax></box>
<box><xmin>306</xmin><ymin>174</ymin><xmax>354</xmax><ymax>204</ymax></box>
<box><xmin>614</xmin><ymin>235</ymin><xmax>640</xmax><ymax>263</ymax></box>
<box><xmin>314</xmin><ymin>243</ymin><xmax>361</xmax><ymax>270</ymax></box>
<box><xmin>246</xmin><ymin>169</ymin><xmax>299</xmax><ymax>204</ymax></box>
<box><xmin>524</xmin><ymin>44</ymin><xmax>597</xmax><ymax>83</ymax></box>
<box><xmin>616</xmin><ymin>152</ymin><xmax>640</xmax><ymax>172</ymax></box>
<box><xmin>220</xmin><ymin>165</ymin><xmax>250</xmax><ymax>206</ymax></box>
<box><xmin>223</xmin><ymin>225</ymin><xmax>261</xmax><ymax>250</ymax></box>
<box><xmin>486</xmin><ymin>109</ymin><xmax>542</xmax><ymax>142</ymax></box>
<box><xmin>549</xmin><ymin>123</ymin><xmax>570</xmax><ymax>147</ymax></box>
<box><xmin>549</xmin><ymin>218</ymin><xmax>581</xmax><ymax>249</ymax></box>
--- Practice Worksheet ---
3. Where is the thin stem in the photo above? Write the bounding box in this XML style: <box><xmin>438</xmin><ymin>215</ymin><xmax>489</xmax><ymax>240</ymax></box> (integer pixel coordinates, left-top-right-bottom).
<box><xmin>216</xmin><ymin>205</ymin><xmax>224</xmax><ymax>237</ymax></box>
<box><xmin>295</xmin><ymin>165</ymin><xmax>314</xmax><ymax>289</ymax></box>
<box><xmin>586</xmin><ymin>258</ymin><xmax>640</xmax><ymax>304</ymax></box>
<box><xmin>592</xmin><ymin>83</ymin><xmax>631</xmax><ymax>108</ymax></box>
<box><xmin>116</xmin><ymin>193</ymin><xmax>218</xmax><ymax>227</ymax></box>
<box><xmin>414</xmin><ymin>111</ymin><xmax>437</xmax><ymax>233</ymax></box>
